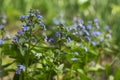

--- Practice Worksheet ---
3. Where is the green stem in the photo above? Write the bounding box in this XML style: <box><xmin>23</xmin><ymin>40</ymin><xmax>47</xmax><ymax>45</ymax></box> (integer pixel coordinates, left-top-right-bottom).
<box><xmin>57</xmin><ymin>73</ymin><xmax>60</xmax><ymax>80</ymax></box>
<box><xmin>19</xmin><ymin>73</ymin><xmax>22</xmax><ymax>80</ymax></box>
<box><xmin>70</xmin><ymin>65</ymin><xmax>73</xmax><ymax>79</ymax></box>
<box><xmin>24</xmin><ymin>27</ymin><xmax>32</xmax><ymax>80</ymax></box>
<box><xmin>0</xmin><ymin>48</ymin><xmax>3</xmax><ymax>80</ymax></box>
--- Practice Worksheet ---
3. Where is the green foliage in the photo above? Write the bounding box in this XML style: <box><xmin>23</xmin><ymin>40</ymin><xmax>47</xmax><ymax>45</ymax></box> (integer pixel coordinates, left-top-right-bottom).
<box><xmin>0</xmin><ymin>0</ymin><xmax>120</xmax><ymax>80</ymax></box>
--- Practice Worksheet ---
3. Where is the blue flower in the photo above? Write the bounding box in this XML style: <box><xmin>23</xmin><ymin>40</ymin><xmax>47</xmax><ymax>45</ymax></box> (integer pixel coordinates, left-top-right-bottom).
<box><xmin>18</xmin><ymin>65</ymin><xmax>25</xmax><ymax>71</ymax></box>
<box><xmin>82</xmin><ymin>29</ymin><xmax>90</xmax><ymax>36</ymax></box>
<box><xmin>37</xmin><ymin>15</ymin><xmax>42</xmax><ymax>19</ymax></box>
<box><xmin>17</xmin><ymin>30</ymin><xmax>22</xmax><ymax>35</ymax></box>
<box><xmin>0</xmin><ymin>25</ymin><xmax>4</xmax><ymax>29</ymax></box>
<box><xmin>67</xmin><ymin>37</ymin><xmax>71</xmax><ymax>43</ymax></box>
<box><xmin>16</xmin><ymin>64</ymin><xmax>25</xmax><ymax>74</ymax></box>
<box><xmin>16</xmin><ymin>68</ymin><xmax>20</xmax><ymax>74</ymax></box>
<box><xmin>13</xmin><ymin>37</ymin><xmax>18</xmax><ymax>42</ymax></box>
<box><xmin>20</xmin><ymin>15</ymin><xmax>26</xmax><ymax>20</ymax></box>
<box><xmin>86</xmin><ymin>24</ymin><xmax>92</xmax><ymax>29</ymax></box>
<box><xmin>99</xmin><ymin>38</ymin><xmax>104</xmax><ymax>42</ymax></box>
<box><xmin>0</xmin><ymin>40</ymin><xmax>3</xmax><ymax>45</ymax></box>
<box><xmin>22</xmin><ymin>25</ymin><xmax>29</xmax><ymax>31</ymax></box>
<box><xmin>91</xmin><ymin>41</ymin><xmax>97</xmax><ymax>46</ymax></box>
<box><xmin>53</xmin><ymin>18</ymin><xmax>59</xmax><ymax>25</ymax></box>
<box><xmin>91</xmin><ymin>31</ymin><xmax>101</xmax><ymax>37</ymax></box>
<box><xmin>78</xmin><ymin>23</ymin><xmax>85</xmax><ymax>29</ymax></box>
<box><xmin>71</xmin><ymin>58</ymin><xmax>77</xmax><ymax>61</ymax></box>
<box><xmin>30</xmin><ymin>13</ymin><xmax>35</xmax><ymax>17</ymax></box>
<box><xmin>55</xmin><ymin>32</ymin><xmax>60</xmax><ymax>37</ymax></box>
<box><xmin>94</xmin><ymin>18</ymin><xmax>99</xmax><ymax>23</ymax></box>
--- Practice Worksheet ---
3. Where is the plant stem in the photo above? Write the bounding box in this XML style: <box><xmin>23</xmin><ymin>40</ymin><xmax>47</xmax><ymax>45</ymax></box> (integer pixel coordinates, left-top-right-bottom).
<box><xmin>57</xmin><ymin>73</ymin><xmax>60</xmax><ymax>80</ymax></box>
<box><xmin>24</xmin><ymin>26</ymin><xmax>32</xmax><ymax>80</ymax></box>
<box><xmin>70</xmin><ymin>64</ymin><xmax>73</xmax><ymax>80</ymax></box>
<box><xmin>0</xmin><ymin>48</ymin><xmax>3</xmax><ymax>80</ymax></box>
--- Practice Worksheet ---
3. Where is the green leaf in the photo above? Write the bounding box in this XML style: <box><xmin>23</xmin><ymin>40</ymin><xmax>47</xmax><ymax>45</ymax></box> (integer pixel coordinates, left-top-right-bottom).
<box><xmin>77</xmin><ymin>70</ymin><xmax>91</xmax><ymax>80</ymax></box>
<box><xmin>114</xmin><ymin>69</ymin><xmax>120</xmax><ymax>80</ymax></box>
<box><xmin>2</xmin><ymin>61</ymin><xmax>14</xmax><ymax>68</ymax></box>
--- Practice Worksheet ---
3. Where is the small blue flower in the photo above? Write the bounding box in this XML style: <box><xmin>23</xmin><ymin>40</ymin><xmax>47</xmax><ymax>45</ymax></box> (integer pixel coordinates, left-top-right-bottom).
<box><xmin>82</xmin><ymin>29</ymin><xmax>90</xmax><ymax>36</ymax></box>
<box><xmin>94</xmin><ymin>18</ymin><xmax>99</xmax><ymax>23</ymax></box>
<box><xmin>71</xmin><ymin>58</ymin><xmax>77</xmax><ymax>61</ymax></box>
<box><xmin>91</xmin><ymin>31</ymin><xmax>101</xmax><ymax>37</ymax></box>
<box><xmin>99</xmin><ymin>38</ymin><xmax>104</xmax><ymax>42</ymax></box>
<box><xmin>67</xmin><ymin>37</ymin><xmax>71</xmax><ymax>43</ymax></box>
<box><xmin>16</xmin><ymin>68</ymin><xmax>20</xmax><ymax>74</ymax></box>
<box><xmin>86</xmin><ymin>24</ymin><xmax>92</xmax><ymax>29</ymax></box>
<box><xmin>17</xmin><ymin>30</ymin><xmax>22</xmax><ymax>35</ymax></box>
<box><xmin>0</xmin><ymin>25</ymin><xmax>4</xmax><ymax>29</ymax></box>
<box><xmin>55</xmin><ymin>32</ymin><xmax>60</xmax><ymax>37</ymax></box>
<box><xmin>20</xmin><ymin>15</ymin><xmax>26</xmax><ymax>20</ymax></box>
<box><xmin>91</xmin><ymin>41</ymin><xmax>97</xmax><ymax>46</ymax></box>
<box><xmin>22</xmin><ymin>25</ymin><xmax>29</xmax><ymax>31</ymax></box>
<box><xmin>16</xmin><ymin>64</ymin><xmax>25</xmax><ymax>74</ymax></box>
<box><xmin>53</xmin><ymin>18</ymin><xmax>59</xmax><ymax>25</ymax></box>
<box><xmin>19</xmin><ymin>65</ymin><xmax>25</xmax><ymax>71</ymax></box>
<box><xmin>78</xmin><ymin>23</ymin><xmax>85</xmax><ymax>29</ymax></box>
<box><xmin>37</xmin><ymin>15</ymin><xmax>42</xmax><ymax>19</ymax></box>
<box><xmin>30</xmin><ymin>13</ymin><xmax>35</xmax><ymax>17</ymax></box>
<box><xmin>0</xmin><ymin>40</ymin><xmax>3</xmax><ymax>45</ymax></box>
<box><xmin>13</xmin><ymin>37</ymin><xmax>18</xmax><ymax>42</ymax></box>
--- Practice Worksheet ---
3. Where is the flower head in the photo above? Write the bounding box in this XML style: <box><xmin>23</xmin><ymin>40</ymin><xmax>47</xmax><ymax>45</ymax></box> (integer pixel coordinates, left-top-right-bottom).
<box><xmin>22</xmin><ymin>25</ymin><xmax>29</xmax><ymax>31</ymax></box>
<box><xmin>0</xmin><ymin>40</ymin><xmax>3</xmax><ymax>45</ymax></box>
<box><xmin>91</xmin><ymin>31</ymin><xmax>101</xmax><ymax>37</ymax></box>
<box><xmin>53</xmin><ymin>18</ymin><xmax>59</xmax><ymax>25</ymax></box>
<box><xmin>37</xmin><ymin>15</ymin><xmax>42</xmax><ymax>19</ymax></box>
<box><xmin>20</xmin><ymin>15</ymin><xmax>26</xmax><ymax>21</ymax></box>
<box><xmin>16</xmin><ymin>64</ymin><xmax>25</xmax><ymax>74</ymax></box>
<box><xmin>99</xmin><ymin>38</ymin><xmax>104</xmax><ymax>42</ymax></box>
<box><xmin>13</xmin><ymin>37</ymin><xmax>18</xmax><ymax>42</ymax></box>
<box><xmin>94</xmin><ymin>18</ymin><xmax>99</xmax><ymax>23</ymax></box>
<box><xmin>67</xmin><ymin>37</ymin><xmax>71</xmax><ymax>43</ymax></box>
<box><xmin>16</xmin><ymin>68</ymin><xmax>20</xmax><ymax>74</ymax></box>
<box><xmin>91</xmin><ymin>41</ymin><xmax>97</xmax><ymax>46</ymax></box>
<box><xmin>0</xmin><ymin>25</ymin><xmax>4</xmax><ymax>29</ymax></box>
<box><xmin>55</xmin><ymin>32</ymin><xmax>60</xmax><ymax>37</ymax></box>
<box><xmin>17</xmin><ymin>30</ymin><xmax>22</xmax><ymax>35</ymax></box>
<box><xmin>71</xmin><ymin>58</ymin><xmax>77</xmax><ymax>61</ymax></box>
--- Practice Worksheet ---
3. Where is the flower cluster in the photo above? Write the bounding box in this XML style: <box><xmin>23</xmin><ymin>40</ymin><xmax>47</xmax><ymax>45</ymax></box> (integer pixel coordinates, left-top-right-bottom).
<box><xmin>16</xmin><ymin>65</ymin><xmax>25</xmax><ymax>74</ymax></box>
